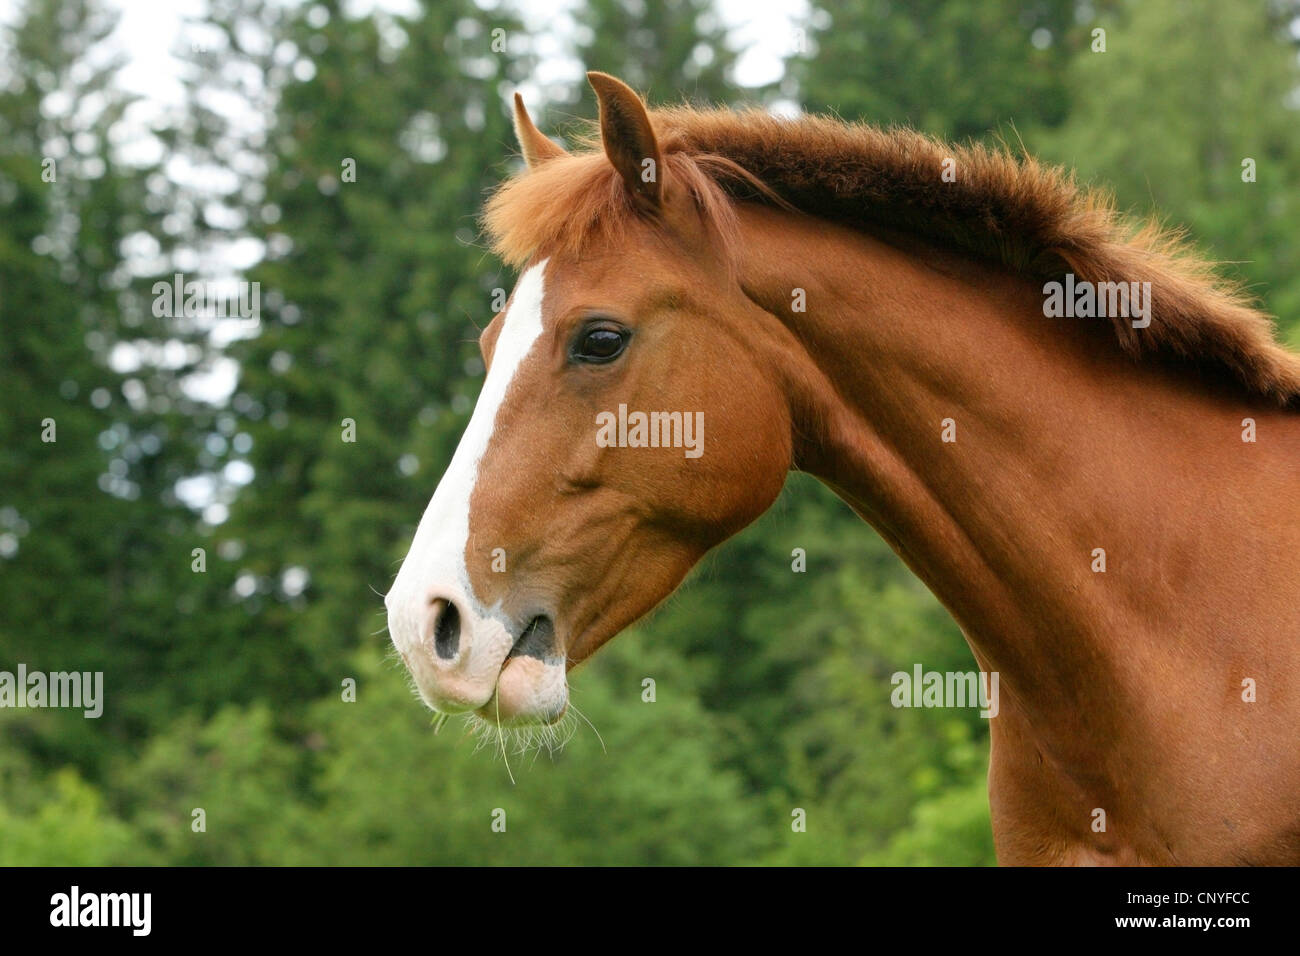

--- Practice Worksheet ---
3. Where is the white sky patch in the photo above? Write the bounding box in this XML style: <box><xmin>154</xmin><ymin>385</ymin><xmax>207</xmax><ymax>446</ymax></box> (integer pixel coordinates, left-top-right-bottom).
<box><xmin>281</xmin><ymin>565</ymin><xmax>310</xmax><ymax>596</ymax></box>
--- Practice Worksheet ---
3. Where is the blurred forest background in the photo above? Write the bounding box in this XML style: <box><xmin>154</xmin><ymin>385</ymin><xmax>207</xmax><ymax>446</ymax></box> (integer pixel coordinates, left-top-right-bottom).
<box><xmin>2</xmin><ymin>0</ymin><xmax>1298</xmax><ymax>865</ymax></box>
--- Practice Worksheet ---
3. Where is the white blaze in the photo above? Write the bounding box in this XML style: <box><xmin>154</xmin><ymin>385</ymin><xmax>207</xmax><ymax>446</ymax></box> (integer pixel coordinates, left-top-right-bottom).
<box><xmin>386</xmin><ymin>260</ymin><xmax>549</xmax><ymax>705</ymax></box>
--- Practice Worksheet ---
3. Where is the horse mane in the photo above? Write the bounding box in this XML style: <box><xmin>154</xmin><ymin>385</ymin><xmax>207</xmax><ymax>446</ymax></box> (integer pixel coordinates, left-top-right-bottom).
<box><xmin>483</xmin><ymin>106</ymin><xmax>1300</xmax><ymax>407</ymax></box>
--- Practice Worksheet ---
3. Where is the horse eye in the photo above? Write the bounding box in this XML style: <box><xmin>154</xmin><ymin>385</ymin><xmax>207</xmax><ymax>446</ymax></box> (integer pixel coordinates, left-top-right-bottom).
<box><xmin>574</xmin><ymin>326</ymin><xmax>627</xmax><ymax>363</ymax></box>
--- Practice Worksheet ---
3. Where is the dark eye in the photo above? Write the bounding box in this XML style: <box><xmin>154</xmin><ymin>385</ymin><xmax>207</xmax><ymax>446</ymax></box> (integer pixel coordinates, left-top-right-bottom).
<box><xmin>572</xmin><ymin>325</ymin><xmax>628</xmax><ymax>364</ymax></box>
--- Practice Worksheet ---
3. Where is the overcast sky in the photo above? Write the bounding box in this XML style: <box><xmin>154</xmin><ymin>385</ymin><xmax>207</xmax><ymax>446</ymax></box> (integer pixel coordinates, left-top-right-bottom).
<box><xmin>52</xmin><ymin>0</ymin><xmax>804</xmax><ymax>106</ymax></box>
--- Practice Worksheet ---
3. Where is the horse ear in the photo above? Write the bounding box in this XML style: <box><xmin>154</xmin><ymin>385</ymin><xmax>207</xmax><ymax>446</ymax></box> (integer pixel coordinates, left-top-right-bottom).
<box><xmin>587</xmin><ymin>71</ymin><xmax>663</xmax><ymax>211</ymax></box>
<box><xmin>512</xmin><ymin>92</ymin><xmax>567</xmax><ymax>170</ymax></box>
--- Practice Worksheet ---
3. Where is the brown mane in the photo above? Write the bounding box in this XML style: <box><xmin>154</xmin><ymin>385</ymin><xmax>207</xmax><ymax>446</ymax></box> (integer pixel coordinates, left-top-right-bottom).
<box><xmin>484</xmin><ymin>106</ymin><xmax>1300</xmax><ymax>407</ymax></box>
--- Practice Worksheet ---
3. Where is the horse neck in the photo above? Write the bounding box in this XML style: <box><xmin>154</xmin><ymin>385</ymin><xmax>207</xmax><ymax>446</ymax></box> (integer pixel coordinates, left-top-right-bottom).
<box><xmin>734</xmin><ymin>201</ymin><xmax>1286</xmax><ymax>745</ymax></box>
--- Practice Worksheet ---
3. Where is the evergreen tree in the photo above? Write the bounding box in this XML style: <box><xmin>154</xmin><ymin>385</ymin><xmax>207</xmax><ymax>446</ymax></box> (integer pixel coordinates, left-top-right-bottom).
<box><xmin>794</xmin><ymin>0</ymin><xmax>1077</xmax><ymax>139</ymax></box>
<box><xmin>1032</xmin><ymin>0</ymin><xmax>1300</xmax><ymax>341</ymax></box>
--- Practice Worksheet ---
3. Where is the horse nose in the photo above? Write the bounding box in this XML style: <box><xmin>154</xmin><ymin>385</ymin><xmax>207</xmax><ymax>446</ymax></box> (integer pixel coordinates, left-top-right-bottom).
<box><xmin>389</xmin><ymin>587</ymin><xmax>504</xmax><ymax>713</ymax></box>
<box><xmin>426</xmin><ymin>597</ymin><xmax>461</xmax><ymax>660</ymax></box>
<box><xmin>387</xmin><ymin>579</ymin><xmax>568</xmax><ymax>725</ymax></box>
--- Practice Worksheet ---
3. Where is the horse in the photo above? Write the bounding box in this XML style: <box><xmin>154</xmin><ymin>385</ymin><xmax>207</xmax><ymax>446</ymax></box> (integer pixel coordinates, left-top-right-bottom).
<box><xmin>385</xmin><ymin>72</ymin><xmax>1300</xmax><ymax>865</ymax></box>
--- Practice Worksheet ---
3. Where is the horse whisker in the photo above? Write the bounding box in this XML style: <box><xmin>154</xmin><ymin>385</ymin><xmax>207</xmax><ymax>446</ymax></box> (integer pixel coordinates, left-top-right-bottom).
<box><xmin>566</xmin><ymin>699</ymin><xmax>606</xmax><ymax>755</ymax></box>
<box><xmin>494</xmin><ymin>692</ymin><xmax>515</xmax><ymax>785</ymax></box>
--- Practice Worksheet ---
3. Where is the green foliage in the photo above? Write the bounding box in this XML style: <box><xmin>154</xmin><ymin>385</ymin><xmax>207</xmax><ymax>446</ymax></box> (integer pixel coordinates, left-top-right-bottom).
<box><xmin>794</xmin><ymin>0</ymin><xmax>1078</xmax><ymax>139</ymax></box>
<box><xmin>0</xmin><ymin>767</ymin><xmax>138</xmax><ymax>866</ymax></box>
<box><xmin>863</xmin><ymin>774</ymin><xmax>996</xmax><ymax>867</ymax></box>
<box><xmin>111</xmin><ymin>704</ymin><xmax>313</xmax><ymax>865</ymax></box>
<box><xmin>1029</xmin><ymin>0</ymin><xmax>1300</xmax><ymax>345</ymax></box>
<box><xmin>287</xmin><ymin>639</ymin><xmax>767</xmax><ymax>865</ymax></box>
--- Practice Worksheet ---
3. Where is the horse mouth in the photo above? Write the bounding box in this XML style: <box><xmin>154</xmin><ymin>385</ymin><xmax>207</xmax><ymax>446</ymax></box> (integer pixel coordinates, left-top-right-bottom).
<box><xmin>506</xmin><ymin>615</ymin><xmax>558</xmax><ymax>662</ymax></box>
<box><xmin>471</xmin><ymin>615</ymin><xmax>568</xmax><ymax>726</ymax></box>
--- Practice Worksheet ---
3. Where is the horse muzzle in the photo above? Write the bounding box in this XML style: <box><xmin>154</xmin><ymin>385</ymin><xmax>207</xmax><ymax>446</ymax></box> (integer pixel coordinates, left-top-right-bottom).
<box><xmin>387</xmin><ymin>588</ymin><xmax>568</xmax><ymax>726</ymax></box>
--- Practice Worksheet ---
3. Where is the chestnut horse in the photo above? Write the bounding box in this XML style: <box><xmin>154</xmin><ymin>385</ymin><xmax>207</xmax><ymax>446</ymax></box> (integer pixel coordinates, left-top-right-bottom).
<box><xmin>386</xmin><ymin>73</ymin><xmax>1300</xmax><ymax>865</ymax></box>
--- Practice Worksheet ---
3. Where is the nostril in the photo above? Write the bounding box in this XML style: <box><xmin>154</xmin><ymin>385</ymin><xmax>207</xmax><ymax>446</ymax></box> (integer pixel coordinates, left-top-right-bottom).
<box><xmin>431</xmin><ymin>599</ymin><xmax>461</xmax><ymax>660</ymax></box>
